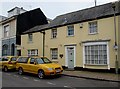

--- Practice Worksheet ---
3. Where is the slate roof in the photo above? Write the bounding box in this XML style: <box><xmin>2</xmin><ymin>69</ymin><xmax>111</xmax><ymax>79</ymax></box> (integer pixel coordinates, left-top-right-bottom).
<box><xmin>23</xmin><ymin>1</ymin><xmax>120</xmax><ymax>34</ymax></box>
<box><xmin>0</xmin><ymin>15</ymin><xmax>7</xmax><ymax>22</ymax></box>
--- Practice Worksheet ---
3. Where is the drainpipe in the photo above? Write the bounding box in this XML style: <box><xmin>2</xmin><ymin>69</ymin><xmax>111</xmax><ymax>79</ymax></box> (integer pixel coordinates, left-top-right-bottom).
<box><xmin>112</xmin><ymin>2</ymin><xmax>118</xmax><ymax>74</ymax></box>
<box><xmin>40</xmin><ymin>31</ymin><xmax>45</xmax><ymax>57</ymax></box>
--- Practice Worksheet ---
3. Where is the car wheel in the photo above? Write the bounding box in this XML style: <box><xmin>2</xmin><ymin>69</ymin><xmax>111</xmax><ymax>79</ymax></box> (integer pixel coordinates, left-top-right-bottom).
<box><xmin>4</xmin><ymin>66</ymin><xmax>8</xmax><ymax>72</ymax></box>
<box><xmin>18</xmin><ymin>68</ymin><xmax>23</xmax><ymax>75</ymax></box>
<box><xmin>38</xmin><ymin>70</ymin><xmax>45</xmax><ymax>79</ymax></box>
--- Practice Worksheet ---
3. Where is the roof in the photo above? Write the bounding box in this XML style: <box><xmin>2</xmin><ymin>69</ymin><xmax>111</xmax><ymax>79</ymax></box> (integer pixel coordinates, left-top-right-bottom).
<box><xmin>8</xmin><ymin>7</ymin><xmax>27</xmax><ymax>12</ymax></box>
<box><xmin>23</xmin><ymin>1</ymin><xmax>120</xmax><ymax>34</ymax></box>
<box><xmin>0</xmin><ymin>15</ymin><xmax>7</xmax><ymax>22</ymax></box>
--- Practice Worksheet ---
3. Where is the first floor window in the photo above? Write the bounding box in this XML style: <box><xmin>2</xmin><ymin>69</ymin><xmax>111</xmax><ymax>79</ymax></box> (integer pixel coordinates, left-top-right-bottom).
<box><xmin>28</xmin><ymin>49</ymin><xmax>38</xmax><ymax>56</ymax></box>
<box><xmin>89</xmin><ymin>21</ymin><xmax>97</xmax><ymax>34</ymax></box>
<box><xmin>67</xmin><ymin>25</ymin><xmax>74</xmax><ymax>36</ymax></box>
<box><xmin>28</xmin><ymin>33</ymin><xmax>33</xmax><ymax>42</ymax></box>
<box><xmin>51</xmin><ymin>48</ymin><xmax>58</xmax><ymax>60</ymax></box>
<box><xmin>4</xmin><ymin>25</ymin><xmax>9</xmax><ymax>38</ymax></box>
<box><xmin>84</xmin><ymin>42</ymin><xmax>108</xmax><ymax>65</ymax></box>
<box><xmin>51</xmin><ymin>28</ymin><xmax>57</xmax><ymax>38</ymax></box>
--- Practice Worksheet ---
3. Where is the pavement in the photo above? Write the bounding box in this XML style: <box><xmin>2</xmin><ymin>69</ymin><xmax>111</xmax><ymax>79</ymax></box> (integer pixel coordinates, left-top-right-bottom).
<box><xmin>63</xmin><ymin>70</ymin><xmax>120</xmax><ymax>82</ymax></box>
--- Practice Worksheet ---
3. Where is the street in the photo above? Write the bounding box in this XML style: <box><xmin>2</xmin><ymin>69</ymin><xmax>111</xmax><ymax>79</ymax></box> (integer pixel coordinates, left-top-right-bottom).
<box><xmin>1</xmin><ymin>71</ymin><xmax>119</xmax><ymax>88</ymax></box>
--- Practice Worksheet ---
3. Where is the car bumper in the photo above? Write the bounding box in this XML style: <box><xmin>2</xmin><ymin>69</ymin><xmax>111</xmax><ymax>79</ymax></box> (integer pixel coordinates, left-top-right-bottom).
<box><xmin>45</xmin><ymin>70</ymin><xmax>63</xmax><ymax>76</ymax></box>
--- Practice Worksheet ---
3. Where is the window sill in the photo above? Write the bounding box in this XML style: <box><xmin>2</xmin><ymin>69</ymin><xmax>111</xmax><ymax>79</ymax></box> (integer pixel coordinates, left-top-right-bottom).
<box><xmin>27</xmin><ymin>41</ymin><xmax>33</xmax><ymax>44</ymax></box>
<box><xmin>88</xmin><ymin>33</ymin><xmax>98</xmax><ymax>35</ymax></box>
<box><xmin>66</xmin><ymin>35</ymin><xmax>74</xmax><ymax>37</ymax></box>
<box><xmin>51</xmin><ymin>38</ymin><xmax>57</xmax><ymax>39</ymax></box>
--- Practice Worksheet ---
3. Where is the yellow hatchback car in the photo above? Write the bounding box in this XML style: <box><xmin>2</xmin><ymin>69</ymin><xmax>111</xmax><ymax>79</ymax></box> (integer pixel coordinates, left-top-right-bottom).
<box><xmin>16</xmin><ymin>56</ymin><xmax>63</xmax><ymax>79</ymax></box>
<box><xmin>2</xmin><ymin>56</ymin><xmax>18</xmax><ymax>72</ymax></box>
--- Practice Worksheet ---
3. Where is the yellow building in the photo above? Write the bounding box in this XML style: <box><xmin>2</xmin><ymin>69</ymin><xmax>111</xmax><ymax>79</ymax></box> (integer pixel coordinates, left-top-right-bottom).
<box><xmin>21</xmin><ymin>2</ymin><xmax>120</xmax><ymax>72</ymax></box>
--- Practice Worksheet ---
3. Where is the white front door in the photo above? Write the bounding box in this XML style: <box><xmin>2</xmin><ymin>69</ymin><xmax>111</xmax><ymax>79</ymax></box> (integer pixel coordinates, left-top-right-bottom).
<box><xmin>66</xmin><ymin>46</ymin><xmax>75</xmax><ymax>69</ymax></box>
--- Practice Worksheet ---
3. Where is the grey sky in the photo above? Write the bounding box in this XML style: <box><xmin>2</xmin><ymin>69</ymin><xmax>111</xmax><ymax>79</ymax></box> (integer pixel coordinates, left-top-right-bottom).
<box><xmin>0</xmin><ymin>0</ymin><xmax>117</xmax><ymax>19</ymax></box>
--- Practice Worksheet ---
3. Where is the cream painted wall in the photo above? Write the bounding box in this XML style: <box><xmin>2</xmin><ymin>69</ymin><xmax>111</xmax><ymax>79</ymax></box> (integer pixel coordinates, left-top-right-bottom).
<box><xmin>21</xmin><ymin>16</ymin><xmax>119</xmax><ymax>69</ymax></box>
<box><xmin>21</xmin><ymin>32</ymin><xmax>43</xmax><ymax>56</ymax></box>
<box><xmin>45</xmin><ymin>16</ymin><xmax>119</xmax><ymax>69</ymax></box>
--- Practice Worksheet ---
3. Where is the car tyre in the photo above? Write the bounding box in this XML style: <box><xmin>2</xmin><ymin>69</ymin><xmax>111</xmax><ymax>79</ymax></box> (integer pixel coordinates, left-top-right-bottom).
<box><xmin>4</xmin><ymin>66</ymin><xmax>8</xmax><ymax>72</ymax></box>
<box><xmin>18</xmin><ymin>68</ymin><xmax>23</xmax><ymax>75</ymax></box>
<box><xmin>38</xmin><ymin>70</ymin><xmax>45</xmax><ymax>79</ymax></box>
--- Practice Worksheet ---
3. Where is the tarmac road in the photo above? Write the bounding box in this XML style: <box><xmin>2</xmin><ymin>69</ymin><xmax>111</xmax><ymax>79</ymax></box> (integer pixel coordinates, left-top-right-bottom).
<box><xmin>1</xmin><ymin>71</ymin><xmax>119</xmax><ymax>88</ymax></box>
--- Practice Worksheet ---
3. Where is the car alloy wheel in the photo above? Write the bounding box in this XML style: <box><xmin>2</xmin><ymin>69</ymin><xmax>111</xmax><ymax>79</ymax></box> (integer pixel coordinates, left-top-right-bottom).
<box><xmin>18</xmin><ymin>68</ymin><xmax>23</xmax><ymax>75</ymax></box>
<box><xmin>38</xmin><ymin>70</ymin><xmax>44</xmax><ymax>79</ymax></box>
<box><xmin>4</xmin><ymin>66</ymin><xmax>8</xmax><ymax>72</ymax></box>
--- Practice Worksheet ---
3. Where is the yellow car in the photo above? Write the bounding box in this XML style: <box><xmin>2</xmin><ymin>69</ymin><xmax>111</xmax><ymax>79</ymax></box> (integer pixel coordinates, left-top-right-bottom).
<box><xmin>16</xmin><ymin>56</ymin><xmax>63</xmax><ymax>79</ymax></box>
<box><xmin>2</xmin><ymin>56</ymin><xmax>18</xmax><ymax>72</ymax></box>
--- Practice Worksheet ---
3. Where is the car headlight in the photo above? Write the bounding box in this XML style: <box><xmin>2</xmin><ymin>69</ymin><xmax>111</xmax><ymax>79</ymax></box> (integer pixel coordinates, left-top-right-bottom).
<box><xmin>47</xmin><ymin>68</ymin><xmax>54</xmax><ymax>71</ymax></box>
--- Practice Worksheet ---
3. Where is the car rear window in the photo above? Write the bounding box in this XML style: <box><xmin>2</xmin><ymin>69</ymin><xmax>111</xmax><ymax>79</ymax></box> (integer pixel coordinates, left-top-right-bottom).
<box><xmin>11</xmin><ymin>57</ymin><xmax>17</xmax><ymax>61</ymax></box>
<box><xmin>17</xmin><ymin>57</ymin><xmax>29</xmax><ymax>63</ymax></box>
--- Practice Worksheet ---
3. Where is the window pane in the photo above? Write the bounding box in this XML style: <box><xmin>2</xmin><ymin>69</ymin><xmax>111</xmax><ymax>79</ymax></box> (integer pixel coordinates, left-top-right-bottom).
<box><xmin>51</xmin><ymin>48</ymin><xmax>58</xmax><ymax>59</ymax></box>
<box><xmin>89</xmin><ymin>22</ymin><xmax>97</xmax><ymax>34</ymax></box>
<box><xmin>67</xmin><ymin>26</ymin><xmax>74</xmax><ymax>36</ymax></box>
<box><xmin>52</xmin><ymin>29</ymin><xmax>57</xmax><ymax>38</ymax></box>
<box><xmin>84</xmin><ymin>43</ymin><xmax>107</xmax><ymax>65</ymax></box>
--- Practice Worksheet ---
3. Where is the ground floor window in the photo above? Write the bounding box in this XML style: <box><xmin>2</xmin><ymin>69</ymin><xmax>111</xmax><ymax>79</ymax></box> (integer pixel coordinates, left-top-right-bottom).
<box><xmin>2</xmin><ymin>44</ymin><xmax>8</xmax><ymax>56</ymax></box>
<box><xmin>28</xmin><ymin>49</ymin><xmax>38</xmax><ymax>56</ymax></box>
<box><xmin>50</xmin><ymin>48</ymin><xmax>58</xmax><ymax>60</ymax></box>
<box><xmin>83</xmin><ymin>42</ymin><xmax>108</xmax><ymax>65</ymax></box>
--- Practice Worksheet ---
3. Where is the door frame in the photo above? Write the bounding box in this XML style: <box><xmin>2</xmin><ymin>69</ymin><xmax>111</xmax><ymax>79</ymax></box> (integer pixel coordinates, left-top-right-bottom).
<box><xmin>65</xmin><ymin>46</ymin><xmax>76</xmax><ymax>68</ymax></box>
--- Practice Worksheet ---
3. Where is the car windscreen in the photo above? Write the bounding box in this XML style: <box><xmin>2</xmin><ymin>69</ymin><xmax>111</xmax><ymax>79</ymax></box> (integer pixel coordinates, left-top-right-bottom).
<box><xmin>36</xmin><ymin>58</ymin><xmax>52</xmax><ymax>64</ymax></box>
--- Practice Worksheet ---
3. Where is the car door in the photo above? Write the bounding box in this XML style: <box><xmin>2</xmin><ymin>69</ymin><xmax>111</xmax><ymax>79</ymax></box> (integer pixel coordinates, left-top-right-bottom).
<box><xmin>10</xmin><ymin>57</ymin><xmax>18</xmax><ymax>67</ymax></box>
<box><xmin>2</xmin><ymin>57</ymin><xmax>9</xmax><ymax>68</ymax></box>
<box><xmin>28</xmin><ymin>58</ymin><xmax>38</xmax><ymax>74</ymax></box>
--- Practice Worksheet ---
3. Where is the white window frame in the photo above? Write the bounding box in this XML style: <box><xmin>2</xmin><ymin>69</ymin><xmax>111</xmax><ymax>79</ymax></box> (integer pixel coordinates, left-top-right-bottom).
<box><xmin>28</xmin><ymin>49</ymin><xmax>38</xmax><ymax>56</ymax></box>
<box><xmin>83</xmin><ymin>42</ymin><xmax>110</xmax><ymax>68</ymax></box>
<box><xmin>4</xmin><ymin>25</ymin><xmax>9</xmax><ymax>38</ymax></box>
<box><xmin>88</xmin><ymin>21</ymin><xmax>98</xmax><ymax>34</ymax></box>
<box><xmin>50</xmin><ymin>48</ymin><xmax>58</xmax><ymax>60</ymax></box>
<box><xmin>67</xmin><ymin>25</ymin><xmax>74</xmax><ymax>36</ymax></box>
<box><xmin>51</xmin><ymin>28</ymin><xmax>57</xmax><ymax>38</ymax></box>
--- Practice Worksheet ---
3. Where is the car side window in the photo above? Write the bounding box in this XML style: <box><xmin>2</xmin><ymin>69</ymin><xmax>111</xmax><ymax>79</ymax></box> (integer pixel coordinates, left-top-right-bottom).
<box><xmin>2</xmin><ymin>58</ymin><xmax>9</xmax><ymax>61</ymax></box>
<box><xmin>11</xmin><ymin>57</ymin><xmax>17</xmax><ymax>61</ymax></box>
<box><xmin>30</xmin><ymin>58</ymin><xmax>35</xmax><ymax>64</ymax></box>
<box><xmin>17</xmin><ymin>57</ymin><xmax>29</xmax><ymax>63</ymax></box>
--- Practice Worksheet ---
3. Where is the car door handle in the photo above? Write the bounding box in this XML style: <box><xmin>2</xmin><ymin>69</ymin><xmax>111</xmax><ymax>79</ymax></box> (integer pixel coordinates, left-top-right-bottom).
<box><xmin>70</xmin><ymin>60</ymin><xmax>72</xmax><ymax>61</ymax></box>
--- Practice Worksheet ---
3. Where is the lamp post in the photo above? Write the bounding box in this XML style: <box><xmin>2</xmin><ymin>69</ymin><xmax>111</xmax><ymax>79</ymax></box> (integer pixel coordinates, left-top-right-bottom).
<box><xmin>112</xmin><ymin>2</ymin><xmax>118</xmax><ymax>74</ymax></box>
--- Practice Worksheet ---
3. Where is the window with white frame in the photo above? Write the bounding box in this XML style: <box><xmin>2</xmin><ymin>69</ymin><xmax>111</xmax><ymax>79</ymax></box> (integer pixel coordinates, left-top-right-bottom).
<box><xmin>28</xmin><ymin>49</ymin><xmax>38</xmax><ymax>56</ymax></box>
<box><xmin>51</xmin><ymin>28</ymin><xmax>57</xmax><ymax>38</ymax></box>
<box><xmin>28</xmin><ymin>33</ymin><xmax>33</xmax><ymax>42</ymax></box>
<box><xmin>84</xmin><ymin>42</ymin><xmax>108</xmax><ymax>65</ymax></box>
<box><xmin>51</xmin><ymin>48</ymin><xmax>58</xmax><ymax>60</ymax></box>
<box><xmin>67</xmin><ymin>25</ymin><xmax>74</xmax><ymax>36</ymax></box>
<box><xmin>4</xmin><ymin>25</ymin><xmax>9</xmax><ymax>38</ymax></box>
<box><xmin>89</xmin><ymin>21</ymin><xmax>97</xmax><ymax>34</ymax></box>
